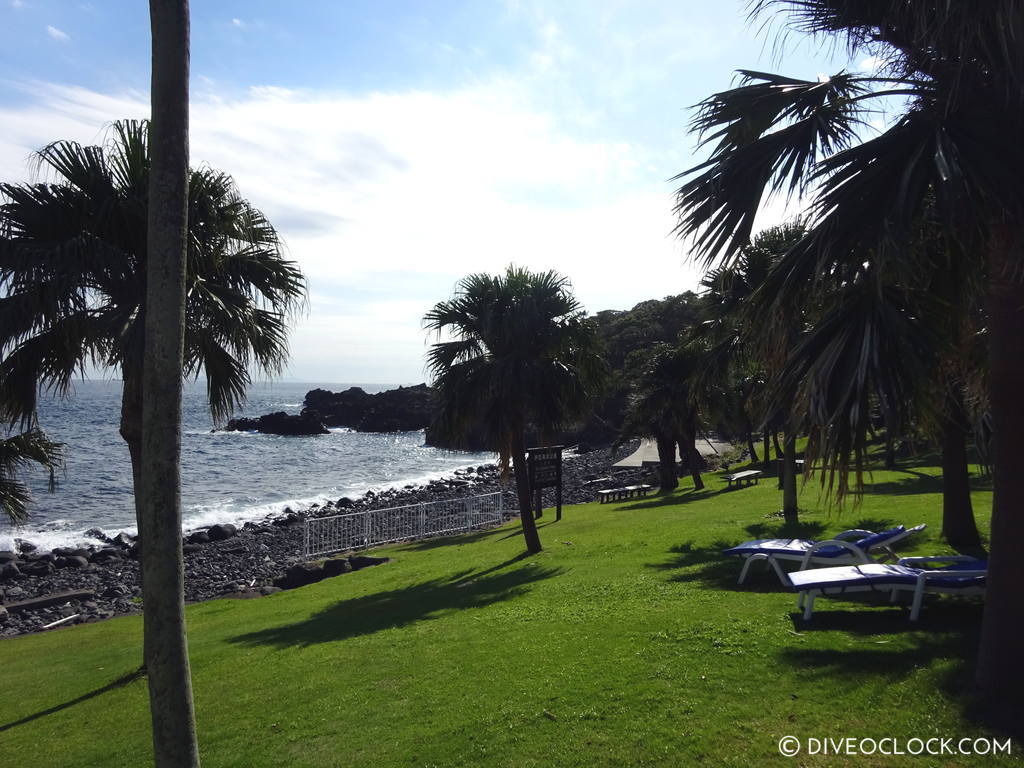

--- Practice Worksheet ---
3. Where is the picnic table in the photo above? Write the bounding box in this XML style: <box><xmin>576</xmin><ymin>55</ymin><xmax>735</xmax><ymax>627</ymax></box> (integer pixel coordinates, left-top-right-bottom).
<box><xmin>596</xmin><ymin>484</ymin><xmax>653</xmax><ymax>503</ymax></box>
<box><xmin>723</xmin><ymin>469</ymin><xmax>763</xmax><ymax>489</ymax></box>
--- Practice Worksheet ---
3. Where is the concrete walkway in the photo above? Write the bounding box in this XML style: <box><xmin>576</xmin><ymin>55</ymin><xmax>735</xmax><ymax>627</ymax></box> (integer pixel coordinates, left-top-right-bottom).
<box><xmin>612</xmin><ymin>437</ymin><xmax>731</xmax><ymax>468</ymax></box>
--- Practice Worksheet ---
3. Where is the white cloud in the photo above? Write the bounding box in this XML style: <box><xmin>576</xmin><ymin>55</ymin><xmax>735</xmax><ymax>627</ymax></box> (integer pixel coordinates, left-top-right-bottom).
<box><xmin>0</xmin><ymin>80</ymin><xmax>704</xmax><ymax>381</ymax></box>
<box><xmin>231</xmin><ymin>18</ymin><xmax>244</xmax><ymax>28</ymax></box>
<box><xmin>46</xmin><ymin>25</ymin><xmax>70</xmax><ymax>42</ymax></box>
<box><xmin>859</xmin><ymin>56</ymin><xmax>884</xmax><ymax>73</ymax></box>
<box><xmin>12</xmin><ymin>0</ymin><xmax>27</xmax><ymax>9</ymax></box>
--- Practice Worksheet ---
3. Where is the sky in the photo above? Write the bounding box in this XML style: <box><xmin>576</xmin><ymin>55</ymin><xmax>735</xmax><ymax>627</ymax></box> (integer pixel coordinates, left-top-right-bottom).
<box><xmin>0</xmin><ymin>0</ymin><xmax>859</xmax><ymax>384</ymax></box>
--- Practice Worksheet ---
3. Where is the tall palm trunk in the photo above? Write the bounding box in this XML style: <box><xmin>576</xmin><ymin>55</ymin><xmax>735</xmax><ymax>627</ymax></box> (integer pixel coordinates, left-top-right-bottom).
<box><xmin>762</xmin><ymin>430</ymin><xmax>771</xmax><ymax>474</ymax></box>
<box><xmin>510</xmin><ymin>432</ymin><xmax>542</xmax><ymax>554</ymax></box>
<box><xmin>940</xmin><ymin>387</ymin><xmax>982</xmax><ymax>554</ymax></box>
<box><xmin>976</xmin><ymin>225</ymin><xmax>1024</xmax><ymax>717</ymax></box>
<box><xmin>655</xmin><ymin>432</ymin><xmax>678</xmax><ymax>492</ymax></box>
<box><xmin>141</xmin><ymin>2</ymin><xmax>200</xmax><ymax>766</ymax></box>
<box><xmin>782</xmin><ymin>432</ymin><xmax>798</xmax><ymax>523</ymax></box>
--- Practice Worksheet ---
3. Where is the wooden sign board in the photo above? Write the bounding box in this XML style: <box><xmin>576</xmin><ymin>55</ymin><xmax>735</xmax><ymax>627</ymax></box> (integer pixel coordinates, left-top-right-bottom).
<box><xmin>528</xmin><ymin>445</ymin><xmax>564</xmax><ymax>520</ymax></box>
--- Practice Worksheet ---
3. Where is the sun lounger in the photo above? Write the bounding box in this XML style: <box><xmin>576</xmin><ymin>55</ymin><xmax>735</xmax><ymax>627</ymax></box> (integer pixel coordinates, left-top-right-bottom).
<box><xmin>789</xmin><ymin>556</ymin><xmax>987</xmax><ymax>620</ymax></box>
<box><xmin>722</xmin><ymin>524</ymin><xmax>927</xmax><ymax>585</ymax></box>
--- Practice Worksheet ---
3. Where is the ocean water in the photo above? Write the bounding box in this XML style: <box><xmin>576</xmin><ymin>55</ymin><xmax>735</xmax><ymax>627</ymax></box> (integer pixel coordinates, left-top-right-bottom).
<box><xmin>2</xmin><ymin>379</ymin><xmax>495</xmax><ymax>551</ymax></box>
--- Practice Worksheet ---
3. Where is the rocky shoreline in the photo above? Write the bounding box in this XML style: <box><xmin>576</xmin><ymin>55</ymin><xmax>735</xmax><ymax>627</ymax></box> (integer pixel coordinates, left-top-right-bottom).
<box><xmin>0</xmin><ymin>441</ymin><xmax>649</xmax><ymax>639</ymax></box>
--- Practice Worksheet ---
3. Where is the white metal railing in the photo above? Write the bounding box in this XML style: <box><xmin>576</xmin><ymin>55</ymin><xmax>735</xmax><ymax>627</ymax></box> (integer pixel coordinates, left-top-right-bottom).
<box><xmin>302</xmin><ymin>491</ymin><xmax>505</xmax><ymax>559</ymax></box>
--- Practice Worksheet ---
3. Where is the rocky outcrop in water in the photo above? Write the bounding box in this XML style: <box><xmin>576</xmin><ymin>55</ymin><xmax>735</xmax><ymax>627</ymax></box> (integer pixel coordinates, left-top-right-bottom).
<box><xmin>301</xmin><ymin>384</ymin><xmax>435</xmax><ymax>432</ymax></box>
<box><xmin>224</xmin><ymin>410</ymin><xmax>329</xmax><ymax>436</ymax></box>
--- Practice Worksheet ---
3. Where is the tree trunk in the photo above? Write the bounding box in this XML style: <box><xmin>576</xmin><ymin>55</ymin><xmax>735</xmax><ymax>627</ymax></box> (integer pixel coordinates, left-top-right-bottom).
<box><xmin>976</xmin><ymin>224</ymin><xmax>1024</xmax><ymax>716</ymax></box>
<box><xmin>762</xmin><ymin>430</ymin><xmax>771</xmax><ymax>474</ymax></box>
<box><xmin>655</xmin><ymin>433</ymin><xmax>678</xmax><ymax>492</ymax></box>
<box><xmin>745</xmin><ymin>417</ymin><xmax>759</xmax><ymax>464</ymax></box>
<box><xmin>511</xmin><ymin>432</ymin><xmax>542</xmax><ymax>553</ymax></box>
<box><xmin>119</xmin><ymin>361</ymin><xmax>144</xmax><ymax>499</ymax></box>
<box><xmin>141</xmin><ymin>2</ymin><xmax>200</xmax><ymax>766</ymax></box>
<box><xmin>680</xmin><ymin>423</ymin><xmax>704</xmax><ymax>491</ymax></box>
<box><xmin>940</xmin><ymin>387</ymin><xmax>983</xmax><ymax>554</ymax></box>
<box><xmin>782</xmin><ymin>432</ymin><xmax>798</xmax><ymax>523</ymax></box>
<box><xmin>772</xmin><ymin>431</ymin><xmax>783</xmax><ymax>458</ymax></box>
<box><xmin>884</xmin><ymin>434</ymin><xmax>897</xmax><ymax>470</ymax></box>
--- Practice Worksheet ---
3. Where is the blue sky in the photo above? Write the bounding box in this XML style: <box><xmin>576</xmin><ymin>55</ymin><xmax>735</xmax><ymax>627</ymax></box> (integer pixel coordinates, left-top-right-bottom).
<box><xmin>0</xmin><ymin>0</ymin><xmax>858</xmax><ymax>384</ymax></box>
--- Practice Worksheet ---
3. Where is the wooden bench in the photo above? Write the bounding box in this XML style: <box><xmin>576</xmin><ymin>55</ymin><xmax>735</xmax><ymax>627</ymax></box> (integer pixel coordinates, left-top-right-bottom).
<box><xmin>597</xmin><ymin>484</ymin><xmax>653</xmax><ymax>503</ymax></box>
<box><xmin>723</xmin><ymin>469</ymin><xmax>763</xmax><ymax>489</ymax></box>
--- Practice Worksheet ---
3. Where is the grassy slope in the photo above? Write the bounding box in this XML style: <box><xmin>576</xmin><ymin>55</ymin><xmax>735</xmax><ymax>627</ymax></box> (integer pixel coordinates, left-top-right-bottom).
<box><xmin>2</xmin><ymin>458</ymin><xmax>1018</xmax><ymax>767</ymax></box>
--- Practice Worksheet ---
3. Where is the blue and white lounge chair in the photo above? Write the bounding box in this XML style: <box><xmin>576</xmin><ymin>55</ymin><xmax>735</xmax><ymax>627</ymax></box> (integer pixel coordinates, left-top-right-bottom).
<box><xmin>722</xmin><ymin>524</ymin><xmax>927</xmax><ymax>585</ymax></box>
<box><xmin>789</xmin><ymin>556</ymin><xmax>987</xmax><ymax>621</ymax></box>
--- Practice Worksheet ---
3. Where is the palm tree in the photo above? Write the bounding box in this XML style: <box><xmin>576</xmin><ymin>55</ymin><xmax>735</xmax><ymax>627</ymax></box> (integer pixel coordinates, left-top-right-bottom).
<box><xmin>424</xmin><ymin>266</ymin><xmax>606</xmax><ymax>553</ymax></box>
<box><xmin>139</xmin><ymin>1</ymin><xmax>200</xmax><ymax>764</ymax></box>
<box><xmin>0</xmin><ymin>118</ymin><xmax>306</xmax><ymax>502</ymax></box>
<box><xmin>672</xmin><ymin>0</ymin><xmax>1024</xmax><ymax>712</ymax></box>
<box><xmin>620</xmin><ymin>343</ymin><xmax>709</xmax><ymax>493</ymax></box>
<box><xmin>0</xmin><ymin>428</ymin><xmax>63</xmax><ymax>524</ymax></box>
<box><xmin>694</xmin><ymin>223</ymin><xmax>807</xmax><ymax>518</ymax></box>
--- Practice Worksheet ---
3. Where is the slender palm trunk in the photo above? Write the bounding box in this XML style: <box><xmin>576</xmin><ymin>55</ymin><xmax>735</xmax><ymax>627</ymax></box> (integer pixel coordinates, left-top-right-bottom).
<box><xmin>940</xmin><ymin>387</ymin><xmax>982</xmax><ymax>554</ymax></box>
<box><xmin>511</xmin><ymin>432</ymin><xmax>542</xmax><ymax>554</ymax></box>
<box><xmin>782</xmin><ymin>432</ymin><xmax>798</xmax><ymax>523</ymax></box>
<box><xmin>976</xmin><ymin>225</ymin><xmax>1024</xmax><ymax>718</ymax></box>
<box><xmin>141</xmin><ymin>2</ymin><xmax>200</xmax><ymax>765</ymax></box>
<box><xmin>119</xmin><ymin>362</ymin><xmax>144</xmax><ymax>499</ymax></box>
<box><xmin>772</xmin><ymin>431</ymin><xmax>783</xmax><ymax>458</ymax></box>
<box><xmin>762</xmin><ymin>430</ymin><xmax>771</xmax><ymax>474</ymax></box>
<box><xmin>655</xmin><ymin>432</ymin><xmax>678</xmax><ymax>492</ymax></box>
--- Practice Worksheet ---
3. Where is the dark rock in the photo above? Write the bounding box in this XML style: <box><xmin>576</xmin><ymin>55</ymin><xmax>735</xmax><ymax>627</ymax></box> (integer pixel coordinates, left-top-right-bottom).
<box><xmin>0</xmin><ymin>605</ymin><xmax>7</xmax><ymax>623</ymax></box>
<box><xmin>224</xmin><ymin>411</ymin><xmax>328</xmax><ymax>436</ymax></box>
<box><xmin>0</xmin><ymin>562</ymin><xmax>21</xmax><ymax>580</ymax></box>
<box><xmin>349</xmin><ymin>555</ymin><xmax>390</xmax><ymax>570</ymax></box>
<box><xmin>182</xmin><ymin>543</ymin><xmax>203</xmax><ymax>554</ymax></box>
<box><xmin>85</xmin><ymin>528</ymin><xmax>112</xmax><ymax>543</ymax></box>
<box><xmin>322</xmin><ymin>558</ymin><xmax>352</xmax><ymax>577</ymax></box>
<box><xmin>207</xmin><ymin>524</ymin><xmax>237</xmax><ymax>542</ymax></box>
<box><xmin>188</xmin><ymin>530</ymin><xmax>210</xmax><ymax>544</ymax></box>
<box><xmin>112</xmin><ymin>532</ymin><xmax>134</xmax><ymax>548</ymax></box>
<box><xmin>90</xmin><ymin>548</ymin><xmax>124</xmax><ymax>564</ymax></box>
<box><xmin>56</xmin><ymin>555</ymin><xmax>89</xmax><ymax>569</ymax></box>
<box><xmin>15</xmin><ymin>539</ymin><xmax>37</xmax><ymax>555</ymax></box>
<box><xmin>274</xmin><ymin>562</ymin><xmax>326</xmax><ymax>590</ymax></box>
<box><xmin>0</xmin><ymin>551</ymin><xmax>18</xmax><ymax>564</ymax></box>
<box><xmin>259</xmin><ymin>585</ymin><xmax>283</xmax><ymax>596</ymax></box>
<box><xmin>20</xmin><ymin>560</ymin><xmax>55</xmax><ymax>576</ymax></box>
<box><xmin>336</xmin><ymin>497</ymin><xmax>354</xmax><ymax>508</ymax></box>
<box><xmin>301</xmin><ymin>384</ymin><xmax>436</xmax><ymax>433</ymax></box>
<box><xmin>5</xmin><ymin>586</ymin><xmax>26</xmax><ymax>600</ymax></box>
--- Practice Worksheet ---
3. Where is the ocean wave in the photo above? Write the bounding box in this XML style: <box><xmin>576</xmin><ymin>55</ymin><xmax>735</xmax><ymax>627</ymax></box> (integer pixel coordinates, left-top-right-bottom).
<box><xmin>2</xmin><ymin>456</ymin><xmax>498</xmax><ymax>553</ymax></box>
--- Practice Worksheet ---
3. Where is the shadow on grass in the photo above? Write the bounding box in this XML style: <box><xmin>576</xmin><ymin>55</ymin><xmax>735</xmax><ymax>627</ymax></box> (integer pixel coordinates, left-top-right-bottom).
<box><xmin>0</xmin><ymin>665</ymin><xmax>145</xmax><ymax>734</ymax></box>
<box><xmin>230</xmin><ymin>560</ymin><xmax>564</xmax><ymax>649</ymax></box>
<box><xmin>394</xmin><ymin>525</ymin><xmax>509</xmax><ymax>553</ymax></box>
<box><xmin>646</xmin><ymin>539</ymin><xmax>789</xmax><ymax>593</ymax></box>
<box><xmin>617</xmin><ymin>487</ymin><xmax>723</xmax><ymax>512</ymax></box>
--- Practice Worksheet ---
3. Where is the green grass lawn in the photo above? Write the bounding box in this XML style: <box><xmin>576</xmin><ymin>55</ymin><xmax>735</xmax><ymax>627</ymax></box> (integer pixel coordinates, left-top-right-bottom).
<box><xmin>2</xmin><ymin>458</ymin><xmax>1018</xmax><ymax>767</ymax></box>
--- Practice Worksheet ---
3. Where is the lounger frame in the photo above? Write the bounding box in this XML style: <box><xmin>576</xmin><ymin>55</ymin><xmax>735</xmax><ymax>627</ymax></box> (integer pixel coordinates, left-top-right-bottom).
<box><xmin>795</xmin><ymin>556</ymin><xmax>986</xmax><ymax>621</ymax></box>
